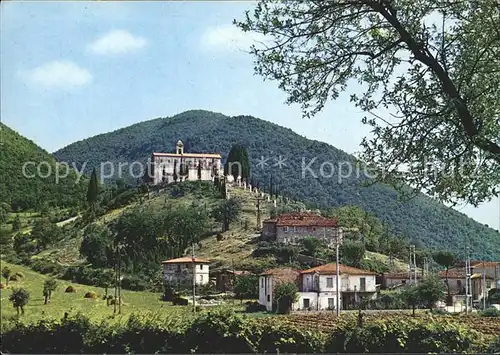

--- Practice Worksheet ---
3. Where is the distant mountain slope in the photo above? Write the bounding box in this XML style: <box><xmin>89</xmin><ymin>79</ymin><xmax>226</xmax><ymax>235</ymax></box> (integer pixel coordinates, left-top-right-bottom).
<box><xmin>0</xmin><ymin>123</ymin><xmax>86</xmax><ymax>211</ymax></box>
<box><xmin>54</xmin><ymin>110</ymin><xmax>500</xmax><ymax>259</ymax></box>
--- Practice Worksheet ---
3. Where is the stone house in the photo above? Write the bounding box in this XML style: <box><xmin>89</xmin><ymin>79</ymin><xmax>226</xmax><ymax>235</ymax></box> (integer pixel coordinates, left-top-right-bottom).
<box><xmin>161</xmin><ymin>256</ymin><xmax>210</xmax><ymax>286</ymax></box>
<box><xmin>381</xmin><ymin>272</ymin><xmax>424</xmax><ymax>289</ymax></box>
<box><xmin>261</xmin><ymin>212</ymin><xmax>341</xmax><ymax>246</ymax></box>
<box><xmin>214</xmin><ymin>269</ymin><xmax>253</xmax><ymax>292</ymax></box>
<box><xmin>258</xmin><ymin>264</ymin><xmax>377</xmax><ymax>312</ymax></box>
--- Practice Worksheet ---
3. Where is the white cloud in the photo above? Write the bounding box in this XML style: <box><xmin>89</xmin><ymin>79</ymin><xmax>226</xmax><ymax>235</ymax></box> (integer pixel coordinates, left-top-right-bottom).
<box><xmin>23</xmin><ymin>61</ymin><xmax>92</xmax><ymax>89</ymax></box>
<box><xmin>201</xmin><ymin>24</ymin><xmax>270</xmax><ymax>52</ymax></box>
<box><xmin>87</xmin><ymin>30</ymin><xmax>147</xmax><ymax>55</ymax></box>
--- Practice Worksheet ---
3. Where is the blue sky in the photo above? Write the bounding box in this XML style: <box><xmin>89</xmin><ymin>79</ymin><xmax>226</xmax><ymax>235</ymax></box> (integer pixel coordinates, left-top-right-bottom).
<box><xmin>1</xmin><ymin>1</ymin><xmax>498</xmax><ymax>229</ymax></box>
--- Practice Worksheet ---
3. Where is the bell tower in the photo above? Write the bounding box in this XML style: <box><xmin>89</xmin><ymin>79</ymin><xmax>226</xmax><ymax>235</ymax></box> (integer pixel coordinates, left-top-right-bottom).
<box><xmin>176</xmin><ymin>140</ymin><xmax>184</xmax><ymax>155</ymax></box>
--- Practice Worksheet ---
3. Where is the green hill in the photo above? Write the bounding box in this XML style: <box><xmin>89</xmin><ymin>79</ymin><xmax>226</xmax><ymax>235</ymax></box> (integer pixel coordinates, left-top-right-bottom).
<box><xmin>53</xmin><ymin>110</ymin><xmax>500</xmax><ymax>260</ymax></box>
<box><xmin>0</xmin><ymin>123</ymin><xmax>87</xmax><ymax>212</ymax></box>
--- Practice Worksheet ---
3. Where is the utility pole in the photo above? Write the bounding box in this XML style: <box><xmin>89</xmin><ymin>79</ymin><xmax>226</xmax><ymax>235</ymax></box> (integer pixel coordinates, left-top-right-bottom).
<box><xmin>465</xmin><ymin>246</ymin><xmax>472</xmax><ymax>313</ymax></box>
<box><xmin>192</xmin><ymin>243</ymin><xmax>196</xmax><ymax>313</ymax></box>
<box><xmin>409</xmin><ymin>245</ymin><xmax>417</xmax><ymax>285</ymax></box>
<box><xmin>335</xmin><ymin>228</ymin><xmax>343</xmax><ymax>317</ymax></box>
<box><xmin>483</xmin><ymin>261</ymin><xmax>487</xmax><ymax>311</ymax></box>
<box><xmin>113</xmin><ymin>242</ymin><xmax>118</xmax><ymax>315</ymax></box>
<box><xmin>423</xmin><ymin>257</ymin><xmax>429</xmax><ymax>278</ymax></box>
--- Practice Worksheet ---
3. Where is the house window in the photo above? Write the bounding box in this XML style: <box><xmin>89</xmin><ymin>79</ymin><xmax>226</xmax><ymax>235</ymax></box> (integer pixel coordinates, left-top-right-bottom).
<box><xmin>326</xmin><ymin>277</ymin><xmax>333</xmax><ymax>288</ymax></box>
<box><xmin>261</xmin><ymin>278</ymin><xmax>264</xmax><ymax>288</ymax></box>
<box><xmin>200</xmin><ymin>264</ymin><xmax>203</xmax><ymax>270</ymax></box>
<box><xmin>360</xmin><ymin>277</ymin><xmax>366</xmax><ymax>292</ymax></box>
<box><xmin>293</xmin><ymin>227</ymin><xmax>297</xmax><ymax>232</ymax></box>
<box><xmin>313</xmin><ymin>227</ymin><xmax>316</xmax><ymax>231</ymax></box>
<box><xmin>185</xmin><ymin>264</ymin><xmax>189</xmax><ymax>269</ymax></box>
<box><xmin>401</xmin><ymin>280</ymin><xmax>406</xmax><ymax>284</ymax></box>
<box><xmin>457</xmin><ymin>280</ymin><xmax>462</xmax><ymax>288</ymax></box>
<box><xmin>328</xmin><ymin>298</ymin><xmax>334</xmax><ymax>309</ymax></box>
<box><xmin>303</xmin><ymin>298</ymin><xmax>310</xmax><ymax>309</ymax></box>
<box><xmin>200</xmin><ymin>275</ymin><xmax>203</xmax><ymax>282</ymax></box>
<box><xmin>283</xmin><ymin>227</ymin><xmax>289</xmax><ymax>232</ymax></box>
<box><xmin>177</xmin><ymin>265</ymin><xmax>181</xmax><ymax>272</ymax></box>
<box><xmin>267</xmin><ymin>295</ymin><xmax>270</xmax><ymax>302</ymax></box>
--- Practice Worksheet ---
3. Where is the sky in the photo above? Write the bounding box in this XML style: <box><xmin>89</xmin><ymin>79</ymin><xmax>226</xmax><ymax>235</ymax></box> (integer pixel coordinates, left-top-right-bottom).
<box><xmin>1</xmin><ymin>1</ymin><xmax>498</xmax><ymax>230</ymax></box>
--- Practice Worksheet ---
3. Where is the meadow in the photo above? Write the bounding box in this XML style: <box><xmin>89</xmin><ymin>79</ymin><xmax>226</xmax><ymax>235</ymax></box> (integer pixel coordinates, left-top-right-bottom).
<box><xmin>0</xmin><ymin>261</ymin><xmax>245</xmax><ymax>325</ymax></box>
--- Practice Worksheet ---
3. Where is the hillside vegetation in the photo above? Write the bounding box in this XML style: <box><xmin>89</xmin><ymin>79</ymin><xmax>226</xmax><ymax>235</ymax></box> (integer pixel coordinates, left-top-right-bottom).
<box><xmin>53</xmin><ymin>110</ymin><xmax>500</xmax><ymax>259</ymax></box>
<box><xmin>0</xmin><ymin>123</ymin><xmax>86</xmax><ymax>212</ymax></box>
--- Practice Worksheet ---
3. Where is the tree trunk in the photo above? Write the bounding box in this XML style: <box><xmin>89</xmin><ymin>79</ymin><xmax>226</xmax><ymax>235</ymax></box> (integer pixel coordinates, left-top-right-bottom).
<box><xmin>44</xmin><ymin>295</ymin><xmax>48</xmax><ymax>305</ymax></box>
<box><xmin>5</xmin><ymin>277</ymin><xmax>9</xmax><ymax>286</ymax></box>
<box><xmin>412</xmin><ymin>306</ymin><xmax>416</xmax><ymax>317</ymax></box>
<box><xmin>16</xmin><ymin>307</ymin><xmax>19</xmax><ymax>316</ymax></box>
<box><xmin>21</xmin><ymin>306</ymin><xmax>24</xmax><ymax>315</ymax></box>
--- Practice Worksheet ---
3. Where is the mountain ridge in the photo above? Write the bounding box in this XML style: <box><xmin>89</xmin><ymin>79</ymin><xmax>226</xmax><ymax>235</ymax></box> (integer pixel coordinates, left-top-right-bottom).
<box><xmin>52</xmin><ymin>110</ymin><xmax>500</xmax><ymax>260</ymax></box>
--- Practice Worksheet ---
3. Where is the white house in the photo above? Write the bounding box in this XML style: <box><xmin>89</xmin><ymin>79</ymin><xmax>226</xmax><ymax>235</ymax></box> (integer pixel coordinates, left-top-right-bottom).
<box><xmin>259</xmin><ymin>264</ymin><xmax>377</xmax><ymax>312</ymax></box>
<box><xmin>161</xmin><ymin>256</ymin><xmax>210</xmax><ymax>286</ymax></box>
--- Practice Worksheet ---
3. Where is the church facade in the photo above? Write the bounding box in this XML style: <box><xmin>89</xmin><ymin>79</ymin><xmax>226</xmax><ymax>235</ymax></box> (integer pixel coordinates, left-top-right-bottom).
<box><xmin>150</xmin><ymin>140</ymin><xmax>222</xmax><ymax>185</ymax></box>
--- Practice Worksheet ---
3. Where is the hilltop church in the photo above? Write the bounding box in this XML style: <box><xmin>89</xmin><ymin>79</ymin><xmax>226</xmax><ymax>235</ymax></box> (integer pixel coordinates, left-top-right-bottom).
<box><xmin>150</xmin><ymin>140</ymin><xmax>222</xmax><ymax>185</ymax></box>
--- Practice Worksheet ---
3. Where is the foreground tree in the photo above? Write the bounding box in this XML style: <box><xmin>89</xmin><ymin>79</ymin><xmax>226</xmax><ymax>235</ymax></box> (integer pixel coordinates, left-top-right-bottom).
<box><xmin>233</xmin><ymin>275</ymin><xmax>259</xmax><ymax>304</ymax></box>
<box><xmin>416</xmin><ymin>276</ymin><xmax>445</xmax><ymax>311</ymax></box>
<box><xmin>43</xmin><ymin>278</ymin><xmax>57</xmax><ymax>304</ymax></box>
<box><xmin>211</xmin><ymin>198</ymin><xmax>241</xmax><ymax>232</ymax></box>
<box><xmin>236</xmin><ymin>0</ymin><xmax>500</xmax><ymax>205</ymax></box>
<box><xmin>9</xmin><ymin>288</ymin><xmax>29</xmax><ymax>315</ymax></box>
<box><xmin>341</xmin><ymin>240</ymin><xmax>366</xmax><ymax>268</ymax></box>
<box><xmin>274</xmin><ymin>281</ymin><xmax>299</xmax><ymax>314</ymax></box>
<box><xmin>433</xmin><ymin>250</ymin><xmax>457</xmax><ymax>302</ymax></box>
<box><xmin>401</xmin><ymin>285</ymin><xmax>421</xmax><ymax>316</ymax></box>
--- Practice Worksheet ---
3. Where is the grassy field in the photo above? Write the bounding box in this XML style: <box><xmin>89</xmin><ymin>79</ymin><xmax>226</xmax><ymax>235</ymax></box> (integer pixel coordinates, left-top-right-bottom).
<box><xmin>0</xmin><ymin>261</ymin><xmax>251</xmax><ymax>325</ymax></box>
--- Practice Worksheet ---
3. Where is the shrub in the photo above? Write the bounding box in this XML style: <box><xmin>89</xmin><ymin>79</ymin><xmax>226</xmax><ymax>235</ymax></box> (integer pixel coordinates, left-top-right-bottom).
<box><xmin>120</xmin><ymin>275</ymin><xmax>147</xmax><ymax>291</ymax></box>
<box><xmin>245</xmin><ymin>301</ymin><xmax>266</xmax><ymax>313</ymax></box>
<box><xmin>216</xmin><ymin>233</ymin><xmax>224</xmax><ymax>241</ymax></box>
<box><xmin>9</xmin><ymin>274</ymin><xmax>19</xmax><ymax>281</ymax></box>
<box><xmin>480</xmin><ymin>307</ymin><xmax>500</xmax><ymax>317</ymax></box>
<box><xmin>84</xmin><ymin>291</ymin><xmax>98</xmax><ymax>299</ymax></box>
<box><xmin>65</xmin><ymin>285</ymin><xmax>76</xmax><ymax>293</ymax></box>
<box><xmin>172</xmin><ymin>297</ymin><xmax>189</xmax><ymax>306</ymax></box>
<box><xmin>30</xmin><ymin>259</ymin><xmax>63</xmax><ymax>275</ymax></box>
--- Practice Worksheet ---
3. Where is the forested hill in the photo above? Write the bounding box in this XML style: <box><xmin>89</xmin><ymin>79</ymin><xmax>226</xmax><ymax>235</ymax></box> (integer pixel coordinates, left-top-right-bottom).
<box><xmin>0</xmin><ymin>123</ymin><xmax>87</xmax><ymax>211</ymax></box>
<box><xmin>54</xmin><ymin>110</ymin><xmax>500</xmax><ymax>260</ymax></box>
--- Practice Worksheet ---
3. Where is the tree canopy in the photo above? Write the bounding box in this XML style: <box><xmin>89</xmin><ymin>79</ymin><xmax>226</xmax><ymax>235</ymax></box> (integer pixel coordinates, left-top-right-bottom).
<box><xmin>236</xmin><ymin>0</ymin><xmax>500</xmax><ymax>206</ymax></box>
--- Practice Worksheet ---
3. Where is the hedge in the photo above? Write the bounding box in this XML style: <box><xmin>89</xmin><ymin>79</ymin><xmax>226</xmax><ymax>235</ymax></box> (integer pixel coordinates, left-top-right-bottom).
<box><xmin>0</xmin><ymin>309</ymin><xmax>493</xmax><ymax>354</ymax></box>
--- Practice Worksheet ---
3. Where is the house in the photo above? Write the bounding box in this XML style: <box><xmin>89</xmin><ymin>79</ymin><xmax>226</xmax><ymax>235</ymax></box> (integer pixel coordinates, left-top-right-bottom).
<box><xmin>439</xmin><ymin>267</ymin><xmax>497</xmax><ymax>301</ymax></box>
<box><xmin>262</xmin><ymin>212</ymin><xmax>342</xmax><ymax>246</ymax></box>
<box><xmin>381</xmin><ymin>272</ymin><xmax>424</xmax><ymax>289</ymax></box>
<box><xmin>258</xmin><ymin>264</ymin><xmax>377</xmax><ymax>312</ymax></box>
<box><xmin>259</xmin><ymin>268</ymin><xmax>301</xmax><ymax>311</ymax></box>
<box><xmin>150</xmin><ymin>140</ymin><xmax>222</xmax><ymax>185</ymax></box>
<box><xmin>214</xmin><ymin>269</ymin><xmax>253</xmax><ymax>292</ymax></box>
<box><xmin>161</xmin><ymin>256</ymin><xmax>210</xmax><ymax>286</ymax></box>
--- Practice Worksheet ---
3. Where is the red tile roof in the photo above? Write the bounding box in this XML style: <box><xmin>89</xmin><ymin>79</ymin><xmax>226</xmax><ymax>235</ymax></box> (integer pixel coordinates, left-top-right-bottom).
<box><xmin>161</xmin><ymin>256</ymin><xmax>210</xmax><ymax>264</ymax></box>
<box><xmin>301</xmin><ymin>263</ymin><xmax>377</xmax><ymax>275</ymax></box>
<box><xmin>438</xmin><ymin>269</ymin><xmax>466</xmax><ymax>278</ymax></box>
<box><xmin>261</xmin><ymin>268</ymin><xmax>301</xmax><ymax>286</ymax></box>
<box><xmin>264</xmin><ymin>212</ymin><xmax>338</xmax><ymax>227</ymax></box>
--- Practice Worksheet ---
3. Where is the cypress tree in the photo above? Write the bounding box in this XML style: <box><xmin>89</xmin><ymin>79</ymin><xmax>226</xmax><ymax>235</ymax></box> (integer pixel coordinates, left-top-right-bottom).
<box><xmin>173</xmin><ymin>160</ymin><xmax>178</xmax><ymax>182</ymax></box>
<box><xmin>86</xmin><ymin>168</ymin><xmax>99</xmax><ymax>210</ymax></box>
<box><xmin>224</xmin><ymin>144</ymin><xmax>250</xmax><ymax>181</ymax></box>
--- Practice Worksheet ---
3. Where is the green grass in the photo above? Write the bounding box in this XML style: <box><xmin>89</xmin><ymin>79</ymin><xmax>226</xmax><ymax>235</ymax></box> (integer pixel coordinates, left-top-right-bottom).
<box><xmin>0</xmin><ymin>261</ymin><xmax>188</xmax><ymax>324</ymax></box>
<box><xmin>0</xmin><ymin>261</ymin><xmax>262</xmax><ymax>326</ymax></box>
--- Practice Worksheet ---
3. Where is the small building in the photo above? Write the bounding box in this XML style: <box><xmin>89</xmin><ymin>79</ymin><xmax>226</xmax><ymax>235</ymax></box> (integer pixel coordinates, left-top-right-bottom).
<box><xmin>261</xmin><ymin>212</ymin><xmax>341</xmax><ymax>246</ymax></box>
<box><xmin>381</xmin><ymin>272</ymin><xmax>424</xmax><ymax>289</ymax></box>
<box><xmin>259</xmin><ymin>268</ymin><xmax>301</xmax><ymax>311</ymax></box>
<box><xmin>439</xmin><ymin>267</ymin><xmax>497</xmax><ymax>301</ymax></box>
<box><xmin>161</xmin><ymin>256</ymin><xmax>210</xmax><ymax>286</ymax></box>
<box><xmin>150</xmin><ymin>140</ymin><xmax>222</xmax><ymax>185</ymax></box>
<box><xmin>214</xmin><ymin>269</ymin><xmax>253</xmax><ymax>292</ymax></box>
<box><xmin>258</xmin><ymin>264</ymin><xmax>377</xmax><ymax>312</ymax></box>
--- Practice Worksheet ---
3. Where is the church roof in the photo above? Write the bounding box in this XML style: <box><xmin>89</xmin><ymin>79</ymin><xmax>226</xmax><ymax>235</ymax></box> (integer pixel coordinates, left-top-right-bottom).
<box><xmin>161</xmin><ymin>256</ymin><xmax>211</xmax><ymax>264</ymax></box>
<box><xmin>152</xmin><ymin>152</ymin><xmax>222</xmax><ymax>158</ymax></box>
